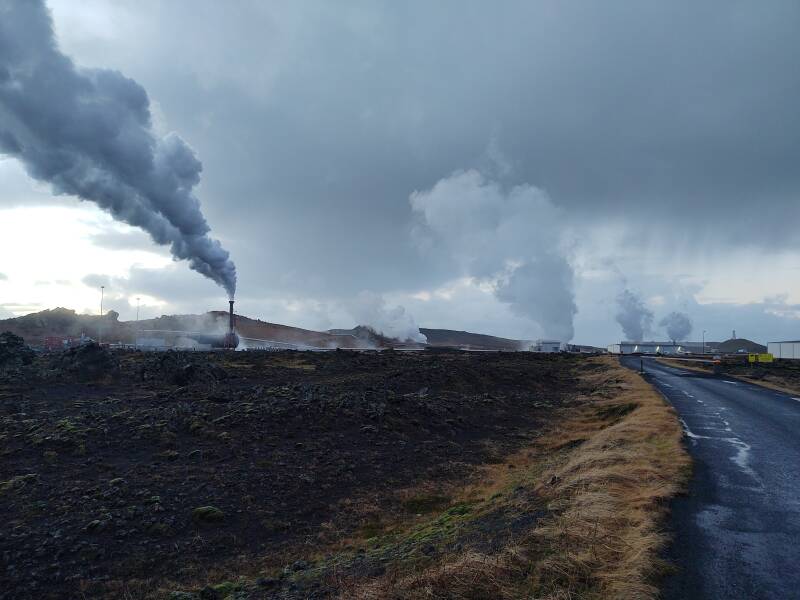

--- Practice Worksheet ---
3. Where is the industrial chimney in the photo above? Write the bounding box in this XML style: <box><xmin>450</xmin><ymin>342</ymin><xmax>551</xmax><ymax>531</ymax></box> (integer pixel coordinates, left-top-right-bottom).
<box><xmin>223</xmin><ymin>300</ymin><xmax>238</xmax><ymax>349</ymax></box>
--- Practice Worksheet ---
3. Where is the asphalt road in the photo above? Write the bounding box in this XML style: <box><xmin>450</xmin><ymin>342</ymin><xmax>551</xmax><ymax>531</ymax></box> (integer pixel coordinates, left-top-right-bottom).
<box><xmin>620</xmin><ymin>356</ymin><xmax>800</xmax><ymax>599</ymax></box>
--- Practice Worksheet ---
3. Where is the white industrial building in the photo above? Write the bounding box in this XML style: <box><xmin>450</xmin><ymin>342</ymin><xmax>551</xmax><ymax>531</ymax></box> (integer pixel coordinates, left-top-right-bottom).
<box><xmin>608</xmin><ymin>342</ymin><xmax>682</xmax><ymax>355</ymax></box>
<box><xmin>530</xmin><ymin>339</ymin><xmax>562</xmax><ymax>353</ymax></box>
<box><xmin>135</xmin><ymin>337</ymin><xmax>169</xmax><ymax>351</ymax></box>
<box><xmin>767</xmin><ymin>341</ymin><xmax>800</xmax><ymax>359</ymax></box>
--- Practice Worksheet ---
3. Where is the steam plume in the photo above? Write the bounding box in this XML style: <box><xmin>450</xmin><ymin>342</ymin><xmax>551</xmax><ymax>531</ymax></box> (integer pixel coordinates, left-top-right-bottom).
<box><xmin>659</xmin><ymin>311</ymin><xmax>692</xmax><ymax>342</ymax></box>
<box><xmin>0</xmin><ymin>1</ymin><xmax>236</xmax><ymax>297</ymax></box>
<box><xmin>411</xmin><ymin>169</ymin><xmax>576</xmax><ymax>341</ymax></box>
<box><xmin>348</xmin><ymin>291</ymin><xmax>427</xmax><ymax>343</ymax></box>
<box><xmin>615</xmin><ymin>289</ymin><xmax>653</xmax><ymax>341</ymax></box>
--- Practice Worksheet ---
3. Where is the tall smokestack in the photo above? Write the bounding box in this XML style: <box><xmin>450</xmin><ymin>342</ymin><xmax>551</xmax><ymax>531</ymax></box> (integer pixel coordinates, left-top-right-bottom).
<box><xmin>229</xmin><ymin>300</ymin><xmax>235</xmax><ymax>335</ymax></box>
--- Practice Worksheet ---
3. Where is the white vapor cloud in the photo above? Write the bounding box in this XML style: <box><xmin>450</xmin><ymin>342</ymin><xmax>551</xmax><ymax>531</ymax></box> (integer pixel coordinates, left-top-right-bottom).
<box><xmin>410</xmin><ymin>169</ymin><xmax>576</xmax><ymax>341</ymax></box>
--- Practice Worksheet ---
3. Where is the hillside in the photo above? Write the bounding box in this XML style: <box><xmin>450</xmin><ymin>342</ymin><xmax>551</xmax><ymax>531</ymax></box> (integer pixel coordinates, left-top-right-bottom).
<box><xmin>327</xmin><ymin>326</ymin><xmax>525</xmax><ymax>350</ymax></box>
<box><xmin>0</xmin><ymin>308</ymin><xmax>524</xmax><ymax>350</ymax></box>
<box><xmin>420</xmin><ymin>327</ymin><xmax>525</xmax><ymax>350</ymax></box>
<box><xmin>0</xmin><ymin>309</ymin><xmax>364</xmax><ymax>349</ymax></box>
<box><xmin>716</xmin><ymin>337</ymin><xmax>767</xmax><ymax>354</ymax></box>
<box><xmin>0</xmin><ymin>308</ymin><xmax>130</xmax><ymax>345</ymax></box>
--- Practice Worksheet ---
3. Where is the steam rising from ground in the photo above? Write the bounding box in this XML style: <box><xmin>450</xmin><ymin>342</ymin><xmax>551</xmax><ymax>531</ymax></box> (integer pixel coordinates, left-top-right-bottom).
<box><xmin>410</xmin><ymin>169</ymin><xmax>576</xmax><ymax>341</ymax></box>
<box><xmin>615</xmin><ymin>289</ymin><xmax>653</xmax><ymax>341</ymax></box>
<box><xmin>348</xmin><ymin>291</ymin><xmax>427</xmax><ymax>343</ymax></box>
<box><xmin>659</xmin><ymin>311</ymin><xmax>693</xmax><ymax>342</ymax></box>
<box><xmin>0</xmin><ymin>1</ymin><xmax>236</xmax><ymax>297</ymax></box>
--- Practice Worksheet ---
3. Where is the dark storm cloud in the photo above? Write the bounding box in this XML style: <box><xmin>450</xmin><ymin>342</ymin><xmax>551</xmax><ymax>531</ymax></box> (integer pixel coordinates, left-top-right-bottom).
<box><xmin>96</xmin><ymin>0</ymin><xmax>800</xmax><ymax>303</ymax></box>
<box><xmin>8</xmin><ymin>1</ymin><xmax>800</xmax><ymax>341</ymax></box>
<box><xmin>0</xmin><ymin>0</ymin><xmax>237</xmax><ymax>297</ymax></box>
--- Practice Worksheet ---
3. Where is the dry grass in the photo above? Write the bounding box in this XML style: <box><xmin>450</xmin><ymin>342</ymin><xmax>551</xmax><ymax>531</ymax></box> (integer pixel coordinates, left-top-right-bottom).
<box><xmin>527</xmin><ymin>358</ymin><xmax>690</xmax><ymax>599</ymax></box>
<box><xmin>342</xmin><ymin>356</ymin><xmax>690</xmax><ymax>600</ymax></box>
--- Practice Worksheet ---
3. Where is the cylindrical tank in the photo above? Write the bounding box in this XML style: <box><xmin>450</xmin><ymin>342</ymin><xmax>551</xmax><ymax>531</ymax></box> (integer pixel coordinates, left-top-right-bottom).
<box><xmin>187</xmin><ymin>332</ymin><xmax>239</xmax><ymax>348</ymax></box>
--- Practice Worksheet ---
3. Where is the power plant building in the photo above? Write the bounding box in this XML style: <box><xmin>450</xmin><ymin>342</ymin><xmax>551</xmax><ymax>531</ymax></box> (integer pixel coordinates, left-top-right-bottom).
<box><xmin>607</xmin><ymin>342</ymin><xmax>682</xmax><ymax>355</ymax></box>
<box><xmin>530</xmin><ymin>339</ymin><xmax>562</xmax><ymax>353</ymax></box>
<box><xmin>767</xmin><ymin>341</ymin><xmax>800</xmax><ymax>359</ymax></box>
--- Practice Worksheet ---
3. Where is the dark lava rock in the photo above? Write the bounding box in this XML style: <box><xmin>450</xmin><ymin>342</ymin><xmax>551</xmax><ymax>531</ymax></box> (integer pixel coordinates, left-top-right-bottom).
<box><xmin>139</xmin><ymin>353</ymin><xmax>227</xmax><ymax>387</ymax></box>
<box><xmin>58</xmin><ymin>342</ymin><xmax>119</xmax><ymax>381</ymax></box>
<box><xmin>0</xmin><ymin>331</ymin><xmax>35</xmax><ymax>372</ymax></box>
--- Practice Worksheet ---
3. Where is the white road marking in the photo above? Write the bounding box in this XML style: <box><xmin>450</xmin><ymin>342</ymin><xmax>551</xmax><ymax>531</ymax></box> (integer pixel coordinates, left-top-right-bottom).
<box><xmin>792</xmin><ymin>397</ymin><xmax>800</xmax><ymax>403</ymax></box>
<box><xmin>722</xmin><ymin>381</ymin><xmax>739</xmax><ymax>385</ymax></box>
<box><xmin>679</xmin><ymin>418</ymin><xmax>701</xmax><ymax>439</ymax></box>
<box><xmin>683</xmin><ymin>391</ymin><xmax>695</xmax><ymax>398</ymax></box>
<box><xmin>679</xmin><ymin>421</ymin><xmax>761</xmax><ymax>483</ymax></box>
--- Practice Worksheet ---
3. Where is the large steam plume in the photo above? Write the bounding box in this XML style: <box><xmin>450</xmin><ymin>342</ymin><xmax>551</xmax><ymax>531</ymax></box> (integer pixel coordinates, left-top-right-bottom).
<box><xmin>410</xmin><ymin>169</ymin><xmax>576</xmax><ymax>341</ymax></box>
<box><xmin>615</xmin><ymin>289</ymin><xmax>653</xmax><ymax>341</ymax></box>
<box><xmin>0</xmin><ymin>1</ymin><xmax>236</xmax><ymax>297</ymax></box>
<box><xmin>659</xmin><ymin>311</ymin><xmax>692</xmax><ymax>342</ymax></box>
<box><xmin>348</xmin><ymin>291</ymin><xmax>427</xmax><ymax>343</ymax></box>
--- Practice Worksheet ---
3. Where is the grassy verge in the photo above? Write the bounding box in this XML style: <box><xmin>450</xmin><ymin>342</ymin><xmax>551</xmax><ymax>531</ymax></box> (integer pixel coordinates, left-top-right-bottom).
<box><xmin>334</xmin><ymin>356</ymin><xmax>691</xmax><ymax>599</ymax></box>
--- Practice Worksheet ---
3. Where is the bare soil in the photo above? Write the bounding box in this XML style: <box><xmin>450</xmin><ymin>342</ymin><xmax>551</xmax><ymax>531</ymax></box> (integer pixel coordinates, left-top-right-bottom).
<box><xmin>0</xmin><ymin>349</ymin><xmax>579</xmax><ymax>599</ymax></box>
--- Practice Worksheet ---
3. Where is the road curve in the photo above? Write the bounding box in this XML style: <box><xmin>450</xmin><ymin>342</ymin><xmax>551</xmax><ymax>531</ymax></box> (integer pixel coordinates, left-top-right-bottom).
<box><xmin>620</xmin><ymin>356</ymin><xmax>800</xmax><ymax>600</ymax></box>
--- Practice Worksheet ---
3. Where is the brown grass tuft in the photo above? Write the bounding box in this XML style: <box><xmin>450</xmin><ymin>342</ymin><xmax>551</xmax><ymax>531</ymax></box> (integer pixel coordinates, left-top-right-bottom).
<box><xmin>341</xmin><ymin>356</ymin><xmax>690</xmax><ymax>600</ymax></box>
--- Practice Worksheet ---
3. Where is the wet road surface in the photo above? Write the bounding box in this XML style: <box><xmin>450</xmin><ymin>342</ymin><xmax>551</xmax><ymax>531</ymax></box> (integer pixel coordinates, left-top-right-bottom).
<box><xmin>620</xmin><ymin>356</ymin><xmax>800</xmax><ymax>600</ymax></box>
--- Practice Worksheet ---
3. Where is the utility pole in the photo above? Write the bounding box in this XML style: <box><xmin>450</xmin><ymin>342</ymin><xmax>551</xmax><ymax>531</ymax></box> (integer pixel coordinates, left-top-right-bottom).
<box><xmin>99</xmin><ymin>285</ymin><xmax>105</xmax><ymax>345</ymax></box>
<box><xmin>702</xmin><ymin>330</ymin><xmax>706</xmax><ymax>355</ymax></box>
<box><xmin>135</xmin><ymin>297</ymin><xmax>140</xmax><ymax>350</ymax></box>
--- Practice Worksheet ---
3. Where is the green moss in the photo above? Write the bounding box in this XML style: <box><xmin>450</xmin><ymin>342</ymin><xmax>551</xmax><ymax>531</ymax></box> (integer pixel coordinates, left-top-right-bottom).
<box><xmin>402</xmin><ymin>494</ymin><xmax>450</xmax><ymax>514</ymax></box>
<box><xmin>212</xmin><ymin>581</ymin><xmax>239</xmax><ymax>595</ymax></box>
<box><xmin>360</xmin><ymin>520</ymin><xmax>386</xmax><ymax>539</ymax></box>
<box><xmin>192</xmin><ymin>506</ymin><xmax>225</xmax><ymax>523</ymax></box>
<box><xmin>168</xmin><ymin>592</ymin><xmax>197</xmax><ymax>600</ymax></box>
<box><xmin>56</xmin><ymin>417</ymin><xmax>80</xmax><ymax>433</ymax></box>
<box><xmin>442</xmin><ymin>503</ymin><xmax>472</xmax><ymax>517</ymax></box>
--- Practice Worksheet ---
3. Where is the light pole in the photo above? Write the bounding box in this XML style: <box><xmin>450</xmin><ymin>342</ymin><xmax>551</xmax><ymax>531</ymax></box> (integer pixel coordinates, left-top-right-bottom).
<box><xmin>99</xmin><ymin>285</ymin><xmax>105</xmax><ymax>345</ymax></box>
<box><xmin>702</xmin><ymin>330</ymin><xmax>706</xmax><ymax>355</ymax></box>
<box><xmin>135</xmin><ymin>297</ymin><xmax>140</xmax><ymax>350</ymax></box>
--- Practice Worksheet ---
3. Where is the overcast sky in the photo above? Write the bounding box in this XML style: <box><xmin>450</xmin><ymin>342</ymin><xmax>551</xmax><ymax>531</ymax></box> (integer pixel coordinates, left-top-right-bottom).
<box><xmin>1</xmin><ymin>0</ymin><xmax>799</xmax><ymax>346</ymax></box>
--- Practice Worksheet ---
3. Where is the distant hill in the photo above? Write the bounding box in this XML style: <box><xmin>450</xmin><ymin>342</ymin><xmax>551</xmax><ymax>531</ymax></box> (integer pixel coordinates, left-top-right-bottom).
<box><xmin>0</xmin><ymin>308</ymin><xmax>129</xmax><ymax>345</ymax></box>
<box><xmin>715</xmin><ymin>338</ymin><xmax>767</xmax><ymax>354</ymax></box>
<box><xmin>1</xmin><ymin>308</ymin><xmax>534</xmax><ymax>351</ymax></box>
<box><xmin>327</xmin><ymin>326</ymin><xmax>525</xmax><ymax>350</ymax></box>
<box><xmin>419</xmin><ymin>328</ymin><xmax>524</xmax><ymax>351</ymax></box>
<box><xmin>0</xmin><ymin>308</ymin><xmax>372</xmax><ymax>349</ymax></box>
